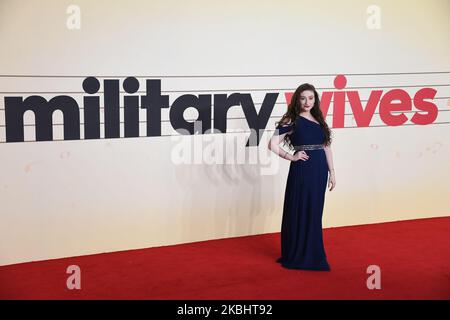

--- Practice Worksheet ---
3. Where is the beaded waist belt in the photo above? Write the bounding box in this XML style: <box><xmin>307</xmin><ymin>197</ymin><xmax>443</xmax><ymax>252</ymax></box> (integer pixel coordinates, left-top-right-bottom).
<box><xmin>294</xmin><ymin>144</ymin><xmax>324</xmax><ymax>151</ymax></box>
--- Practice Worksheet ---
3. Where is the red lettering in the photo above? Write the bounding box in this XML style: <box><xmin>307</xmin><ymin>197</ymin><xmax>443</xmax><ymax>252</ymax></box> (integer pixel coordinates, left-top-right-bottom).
<box><xmin>319</xmin><ymin>91</ymin><xmax>333</xmax><ymax>118</ymax></box>
<box><xmin>379</xmin><ymin>89</ymin><xmax>411</xmax><ymax>126</ymax></box>
<box><xmin>347</xmin><ymin>90</ymin><xmax>383</xmax><ymax>127</ymax></box>
<box><xmin>283</xmin><ymin>75</ymin><xmax>439</xmax><ymax>128</ymax></box>
<box><xmin>332</xmin><ymin>91</ymin><xmax>346</xmax><ymax>127</ymax></box>
<box><xmin>411</xmin><ymin>88</ymin><xmax>438</xmax><ymax>125</ymax></box>
<box><xmin>284</xmin><ymin>92</ymin><xmax>294</xmax><ymax>105</ymax></box>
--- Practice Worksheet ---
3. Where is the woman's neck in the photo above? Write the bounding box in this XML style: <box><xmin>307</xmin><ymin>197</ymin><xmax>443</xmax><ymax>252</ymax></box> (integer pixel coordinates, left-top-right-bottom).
<box><xmin>299</xmin><ymin>111</ymin><xmax>312</xmax><ymax>118</ymax></box>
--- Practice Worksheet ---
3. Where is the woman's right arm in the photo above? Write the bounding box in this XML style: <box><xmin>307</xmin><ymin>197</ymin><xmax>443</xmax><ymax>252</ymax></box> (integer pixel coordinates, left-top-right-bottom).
<box><xmin>268</xmin><ymin>128</ymin><xmax>295</xmax><ymax>161</ymax></box>
<box><xmin>268</xmin><ymin>124</ymin><xmax>310</xmax><ymax>162</ymax></box>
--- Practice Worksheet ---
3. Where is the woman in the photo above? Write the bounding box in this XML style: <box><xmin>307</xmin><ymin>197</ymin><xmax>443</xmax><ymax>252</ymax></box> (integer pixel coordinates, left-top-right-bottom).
<box><xmin>268</xmin><ymin>83</ymin><xmax>336</xmax><ymax>271</ymax></box>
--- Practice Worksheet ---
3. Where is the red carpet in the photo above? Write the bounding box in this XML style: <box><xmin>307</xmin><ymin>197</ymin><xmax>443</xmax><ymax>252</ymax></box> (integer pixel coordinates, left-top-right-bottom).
<box><xmin>1</xmin><ymin>217</ymin><xmax>449</xmax><ymax>300</ymax></box>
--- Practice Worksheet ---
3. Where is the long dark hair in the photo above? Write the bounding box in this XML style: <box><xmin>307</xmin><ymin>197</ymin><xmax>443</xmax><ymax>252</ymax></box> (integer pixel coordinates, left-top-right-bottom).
<box><xmin>276</xmin><ymin>83</ymin><xmax>333</xmax><ymax>149</ymax></box>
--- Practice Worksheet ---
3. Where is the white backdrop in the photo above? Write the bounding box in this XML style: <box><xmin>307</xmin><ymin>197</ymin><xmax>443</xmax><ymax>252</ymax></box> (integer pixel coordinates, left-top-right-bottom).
<box><xmin>0</xmin><ymin>0</ymin><xmax>449</xmax><ymax>265</ymax></box>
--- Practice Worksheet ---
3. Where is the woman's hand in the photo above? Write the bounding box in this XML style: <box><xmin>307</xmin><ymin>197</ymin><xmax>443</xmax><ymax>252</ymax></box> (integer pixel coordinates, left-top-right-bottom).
<box><xmin>328</xmin><ymin>172</ymin><xmax>336</xmax><ymax>191</ymax></box>
<box><xmin>292</xmin><ymin>151</ymin><xmax>309</xmax><ymax>161</ymax></box>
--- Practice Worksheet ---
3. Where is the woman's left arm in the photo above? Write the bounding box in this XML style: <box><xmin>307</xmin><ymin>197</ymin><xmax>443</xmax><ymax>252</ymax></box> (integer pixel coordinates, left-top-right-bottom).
<box><xmin>324</xmin><ymin>145</ymin><xmax>336</xmax><ymax>191</ymax></box>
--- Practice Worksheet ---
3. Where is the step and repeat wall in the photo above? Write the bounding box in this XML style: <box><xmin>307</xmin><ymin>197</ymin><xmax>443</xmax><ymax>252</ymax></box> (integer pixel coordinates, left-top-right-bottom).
<box><xmin>0</xmin><ymin>0</ymin><xmax>449</xmax><ymax>265</ymax></box>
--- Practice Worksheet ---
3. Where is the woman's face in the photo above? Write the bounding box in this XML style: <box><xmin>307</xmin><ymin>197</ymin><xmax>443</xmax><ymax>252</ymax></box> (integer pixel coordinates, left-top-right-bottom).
<box><xmin>299</xmin><ymin>90</ymin><xmax>315</xmax><ymax>112</ymax></box>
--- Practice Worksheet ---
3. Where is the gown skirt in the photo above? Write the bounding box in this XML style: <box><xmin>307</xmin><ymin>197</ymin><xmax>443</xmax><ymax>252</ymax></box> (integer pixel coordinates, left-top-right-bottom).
<box><xmin>275</xmin><ymin>116</ymin><xmax>331</xmax><ymax>271</ymax></box>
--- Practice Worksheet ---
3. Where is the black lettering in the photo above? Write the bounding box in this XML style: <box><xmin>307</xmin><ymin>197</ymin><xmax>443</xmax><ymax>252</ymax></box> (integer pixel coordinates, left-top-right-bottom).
<box><xmin>213</xmin><ymin>93</ymin><xmax>241</xmax><ymax>134</ymax></box>
<box><xmin>104</xmin><ymin>79</ymin><xmax>120</xmax><ymax>138</ymax></box>
<box><xmin>140</xmin><ymin>79</ymin><xmax>169</xmax><ymax>136</ymax></box>
<box><xmin>240</xmin><ymin>92</ymin><xmax>278</xmax><ymax>146</ymax></box>
<box><xmin>82</xmin><ymin>76</ymin><xmax>101</xmax><ymax>139</ymax></box>
<box><xmin>5</xmin><ymin>95</ymin><xmax>80</xmax><ymax>142</ymax></box>
<box><xmin>170</xmin><ymin>94</ymin><xmax>212</xmax><ymax>134</ymax></box>
<box><xmin>123</xmin><ymin>77</ymin><xmax>140</xmax><ymax>137</ymax></box>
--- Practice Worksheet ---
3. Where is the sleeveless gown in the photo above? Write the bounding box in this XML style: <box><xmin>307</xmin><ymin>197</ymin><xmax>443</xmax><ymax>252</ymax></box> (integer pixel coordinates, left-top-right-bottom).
<box><xmin>275</xmin><ymin>115</ymin><xmax>331</xmax><ymax>271</ymax></box>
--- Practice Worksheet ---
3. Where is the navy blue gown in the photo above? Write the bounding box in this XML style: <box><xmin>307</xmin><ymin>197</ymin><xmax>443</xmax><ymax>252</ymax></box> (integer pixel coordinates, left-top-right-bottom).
<box><xmin>275</xmin><ymin>115</ymin><xmax>331</xmax><ymax>271</ymax></box>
